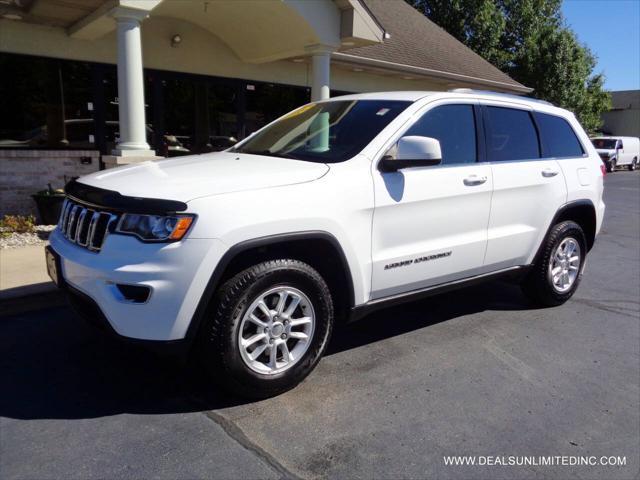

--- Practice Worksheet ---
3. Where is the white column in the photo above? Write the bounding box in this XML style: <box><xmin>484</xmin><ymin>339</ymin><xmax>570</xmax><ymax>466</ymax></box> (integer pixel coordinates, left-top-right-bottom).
<box><xmin>111</xmin><ymin>7</ymin><xmax>154</xmax><ymax>156</ymax></box>
<box><xmin>307</xmin><ymin>46</ymin><xmax>334</xmax><ymax>151</ymax></box>
<box><xmin>309</xmin><ymin>47</ymin><xmax>333</xmax><ymax>102</ymax></box>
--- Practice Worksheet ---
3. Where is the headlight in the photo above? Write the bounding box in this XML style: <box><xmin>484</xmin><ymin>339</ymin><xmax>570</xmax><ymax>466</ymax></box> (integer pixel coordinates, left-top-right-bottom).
<box><xmin>116</xmin><ymin>214</ymin><xmax>195</xmax><ymax>242</ymax></box>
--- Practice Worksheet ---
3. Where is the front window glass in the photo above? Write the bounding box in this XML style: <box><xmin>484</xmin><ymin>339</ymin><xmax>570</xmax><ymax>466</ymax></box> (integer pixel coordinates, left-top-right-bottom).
<box><xmin>405</xmin><ymin>104</ymin><xmax>477</xmax><ymax>164</ymax></box>
<box><xmin>591</xmin><ymin>139</ymin><xmax>618</xmax><ymax>149</ymax></box>
<box><xmin>232</xmin><ymin>100</ymin><xmax>411</xmax><ymax>163</ymax></box>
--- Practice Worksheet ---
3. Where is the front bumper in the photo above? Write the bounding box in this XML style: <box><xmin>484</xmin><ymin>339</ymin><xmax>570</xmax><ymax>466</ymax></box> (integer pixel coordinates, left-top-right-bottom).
<box><xmin>49</xmin><ymin>228</ymin><xmax>226</xmax><ymax>341</ymax></box>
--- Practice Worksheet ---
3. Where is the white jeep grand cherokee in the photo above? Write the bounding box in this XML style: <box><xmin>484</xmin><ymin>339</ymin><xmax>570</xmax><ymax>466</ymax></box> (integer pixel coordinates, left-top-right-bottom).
<box><xmin>47</xmin><ymin>91</ymin><xmax>605</xmax><ymax>398</ymax></box>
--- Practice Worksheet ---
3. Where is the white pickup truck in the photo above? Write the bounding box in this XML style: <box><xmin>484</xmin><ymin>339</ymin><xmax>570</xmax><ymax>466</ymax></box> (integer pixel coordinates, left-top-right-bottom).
<box><xmin>591</xmin><ymin>136</ymin><xmax>640</xmax><ymax>172</ymax></box>
<box><xmin>47</xmin><ymin>90</ymin><xmax>605</xmax><ymax>398</ymax></box>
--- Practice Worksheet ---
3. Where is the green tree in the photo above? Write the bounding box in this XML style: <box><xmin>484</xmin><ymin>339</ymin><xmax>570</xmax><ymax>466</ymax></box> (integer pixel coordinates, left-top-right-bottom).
<box><xmin>412</xmin><ymin>0</ymin><xmax>507</xmax><ymax>68</ymax></box>
<box><xmin>410</xmin><ymin>0</ymin><xmax>611</xmax><ymax>133</ymax></box>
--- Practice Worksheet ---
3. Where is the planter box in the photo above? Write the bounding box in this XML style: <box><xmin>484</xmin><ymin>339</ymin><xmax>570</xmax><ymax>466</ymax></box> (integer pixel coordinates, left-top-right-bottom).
<box><xmin>32</xmin><ymin>194</ymin><xmax>65</xmax><ymax>225</ymax></box>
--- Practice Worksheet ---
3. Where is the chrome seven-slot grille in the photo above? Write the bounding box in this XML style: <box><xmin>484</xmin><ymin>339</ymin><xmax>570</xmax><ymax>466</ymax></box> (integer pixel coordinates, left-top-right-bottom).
<box><xmin>58</xmin><ymin>198</ymin><xmax>119</xmax><ymax>252</ymax></box>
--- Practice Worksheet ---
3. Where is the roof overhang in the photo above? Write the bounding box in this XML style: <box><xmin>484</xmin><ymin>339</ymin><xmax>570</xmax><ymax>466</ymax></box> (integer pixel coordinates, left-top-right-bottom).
<box><xmin>1</xmin><ymin>0</ymin><xmax>527</xmax><ymax>93</ymax></box>
<box><xmin>64</xmin><ymin>0</ymin><xmax>385</xmax><ymax>63</ymax></box>
<box><xmin>332</xmin><ymin>52</ymin><xmax>534</xmax><ymax>94</ymax></box>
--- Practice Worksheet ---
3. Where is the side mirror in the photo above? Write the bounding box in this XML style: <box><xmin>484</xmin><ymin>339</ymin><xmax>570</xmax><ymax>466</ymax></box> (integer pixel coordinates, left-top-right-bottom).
<box><xmin>379</xmin><ymin>136</ymin><xmax>442</xmax><ymax>172</ymax></box>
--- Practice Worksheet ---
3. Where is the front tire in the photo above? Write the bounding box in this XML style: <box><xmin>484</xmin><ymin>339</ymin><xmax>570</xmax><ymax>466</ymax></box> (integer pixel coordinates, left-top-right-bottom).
<box><xmin>521</xmin><ymin>221</ymin><xmax>587</xmax><ymax>307</ymax></box>
<box><xmin>199</xmin><ymin>259</ymin><xmax>334</xmax><ymax>399</ymax></box>
<box><xmin>607</xmin><ymin>159</ymin><xmax>617</xmax><ymax>173</ymax></box>
<box><xmin>629</xmin><ymin>158</ymin><xmax>637</xmax><ymax>171</ymax></box>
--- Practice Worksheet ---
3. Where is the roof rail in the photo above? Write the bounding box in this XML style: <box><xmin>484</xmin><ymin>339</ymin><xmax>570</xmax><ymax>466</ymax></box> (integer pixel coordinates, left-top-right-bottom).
<box><xmin>448</xmin><ymin>88</ymin><xmax>554</xmax><ymax>106</ymax></box>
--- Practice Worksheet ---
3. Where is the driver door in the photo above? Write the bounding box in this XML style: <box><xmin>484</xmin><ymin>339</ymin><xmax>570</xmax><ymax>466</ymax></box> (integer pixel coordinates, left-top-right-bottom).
<box><xmin>370</xmin><ymin>101</ymin><xmax>492</xmax><ymax>300</ymax></box>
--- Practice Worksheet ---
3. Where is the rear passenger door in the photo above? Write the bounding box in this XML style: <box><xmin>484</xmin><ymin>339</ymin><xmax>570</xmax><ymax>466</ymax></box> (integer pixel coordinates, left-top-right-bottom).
<box><xmin>483</xmin><ymin>104</ymin><xmax>567</xmax><ymax>269</ymax></box>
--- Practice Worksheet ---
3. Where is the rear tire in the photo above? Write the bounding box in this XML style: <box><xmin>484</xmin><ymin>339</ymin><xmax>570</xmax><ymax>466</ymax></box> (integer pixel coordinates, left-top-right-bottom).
<box><xmin>521</xmin><ymin>221</ymin><xmax>587</xmax><ymax>307</ymax></box>
<box><xmin>199</xmin><ymin>259</ymin><xmax>334</xmax><ymax>399</ymax></box>
<box><xmin>607</xmin><ymin>159</ymin><xmax>616</xmax><ymax>173</ymax></box>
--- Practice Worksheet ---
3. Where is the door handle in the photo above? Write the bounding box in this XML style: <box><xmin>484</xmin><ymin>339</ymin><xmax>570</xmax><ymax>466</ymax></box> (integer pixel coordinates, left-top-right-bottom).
<box><xmin>463</xmin><ymin>175</ymin><xmax>487</xmax><ymax>186</ymax></box>
<box><xmin>541</xmin><ymin>168</ymin><xmax>559</xmax><ymax>178</ymax></box>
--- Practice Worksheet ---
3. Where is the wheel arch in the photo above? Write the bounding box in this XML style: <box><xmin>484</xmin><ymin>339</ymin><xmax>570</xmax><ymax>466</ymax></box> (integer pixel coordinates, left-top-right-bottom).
<box><xmin>534</xmin><ymin>200</ymin><xmax>597</xmax><ymax>263</ymax></box>
<box><xmin>184</xmin><ymin>231</ymin><xmax>356</xmax><ymax>346</ymax></box>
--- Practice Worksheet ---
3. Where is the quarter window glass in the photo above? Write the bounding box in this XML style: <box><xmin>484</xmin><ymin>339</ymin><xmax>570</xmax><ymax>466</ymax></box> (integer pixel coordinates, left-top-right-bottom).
<box><xmin>405</xmin><ymin>104</ymin><xmax>477</xmax><ymax>164</ymax></box>
<box><xmin>535</xmin><ymin>112</ymin><xmax>584</xmax><ymax>158</ymax></box>
<box><xmin>486</xmin><ymin>107</ymin><xmax>540</xmax><ymax>161</ymax></box>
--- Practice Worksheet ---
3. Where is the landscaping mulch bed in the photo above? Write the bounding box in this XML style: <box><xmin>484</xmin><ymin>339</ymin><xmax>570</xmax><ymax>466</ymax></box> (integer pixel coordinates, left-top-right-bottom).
<box><xmin>0</xmin><ymin>226</ymin><xmax>56</xmax><ymax>249</ymax></box>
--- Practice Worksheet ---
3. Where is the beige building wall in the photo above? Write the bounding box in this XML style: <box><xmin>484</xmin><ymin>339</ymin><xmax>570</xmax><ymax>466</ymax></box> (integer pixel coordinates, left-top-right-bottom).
<box><xmin>0</xmin><ymin>17</ymin><xmax>443</xmax><ymax>94</ymax></box>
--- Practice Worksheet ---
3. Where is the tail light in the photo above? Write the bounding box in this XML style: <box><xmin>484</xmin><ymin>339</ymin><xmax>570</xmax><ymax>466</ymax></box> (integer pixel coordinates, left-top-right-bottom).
<box><xmin>600</xmin><ymin>163</ymin><xmax>606</xmax><ymax>177</ymax></box>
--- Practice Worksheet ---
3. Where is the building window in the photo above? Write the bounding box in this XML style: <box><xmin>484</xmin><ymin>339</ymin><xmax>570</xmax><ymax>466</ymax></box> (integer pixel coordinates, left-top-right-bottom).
<box><xmin>0</xmin><ymin>53</ymin><xmax>314</xmax><ymax>157</ymax></box>
<box><xmin>155</xmin><ymin>76</ymin><xmax>240</xmax><ymax>156</ymax></box>
<box><xmin>0</xmin><ymin>53</ymin><xmax>94</xmax><ymax>150</ymax></box>
<box><xmin>244</xmin><ymin>83</ymin><xmax>310</xmax><ymax>137</ymax></box>
<box><xmin>206</xmin><ymin>82</ymin><xmax>240</xmax><ymax>150</ymax></box>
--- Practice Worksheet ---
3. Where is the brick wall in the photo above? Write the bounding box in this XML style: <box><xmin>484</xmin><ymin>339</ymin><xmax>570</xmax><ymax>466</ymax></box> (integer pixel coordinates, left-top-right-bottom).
<box><xmin>0</xmin><ymin>150</ymin><xmax>100</xmax><ymax>221</ymax></box>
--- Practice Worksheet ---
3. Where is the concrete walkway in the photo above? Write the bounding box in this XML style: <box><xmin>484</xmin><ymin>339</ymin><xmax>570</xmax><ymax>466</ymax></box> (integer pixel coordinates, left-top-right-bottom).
<box><xmin>0</xmin><ymin>245</ymin><xmax>55</xmax><ymax>301</ymax></box>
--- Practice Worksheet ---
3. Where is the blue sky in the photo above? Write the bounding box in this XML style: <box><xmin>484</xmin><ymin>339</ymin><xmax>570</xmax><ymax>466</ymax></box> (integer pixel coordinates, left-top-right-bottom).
<box><xmin>562</xmin><ymin>0</ymin><xmax>640</xmax><ymax>92</ymax></box>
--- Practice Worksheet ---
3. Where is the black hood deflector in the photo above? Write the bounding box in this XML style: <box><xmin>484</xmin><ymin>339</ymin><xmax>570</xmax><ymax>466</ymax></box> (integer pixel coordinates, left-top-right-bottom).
<box><xmin>65</xmin><ymin>179</ymin><xmax>188</xmax><ymax>215</ymax></box>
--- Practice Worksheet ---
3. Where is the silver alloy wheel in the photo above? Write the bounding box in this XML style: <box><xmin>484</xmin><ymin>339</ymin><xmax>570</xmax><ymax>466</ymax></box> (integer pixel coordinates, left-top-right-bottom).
<box><xmin>548</xmin><ymin>237</ymin><xmax>581</xmax><ymax>293</ymax></box>
<box><xmin>238</xmin><ymin>286</ymin><xmax>315</xmax><ymax>375</ymax></box>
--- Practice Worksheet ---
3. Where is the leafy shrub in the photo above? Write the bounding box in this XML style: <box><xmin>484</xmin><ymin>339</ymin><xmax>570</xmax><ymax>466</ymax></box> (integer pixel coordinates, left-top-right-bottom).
<box><xmin>0</xmin><ymin>215</ymin><xmax>37</xmax><ymax>237</ymax></box>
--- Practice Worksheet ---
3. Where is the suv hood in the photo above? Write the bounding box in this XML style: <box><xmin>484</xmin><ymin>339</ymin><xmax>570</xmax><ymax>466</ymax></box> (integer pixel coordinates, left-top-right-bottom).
<box><xmin>76</xmin><ymin>152</ymin><xmax>329</xmax><ymax>202</ymax></box>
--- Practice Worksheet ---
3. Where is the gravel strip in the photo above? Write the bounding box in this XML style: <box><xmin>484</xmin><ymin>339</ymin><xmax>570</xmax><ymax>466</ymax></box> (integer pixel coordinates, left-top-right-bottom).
<box><xmin>0</xmin><ymin>226</ymin><xmax>56</xmax><ymax>249</ymax></box>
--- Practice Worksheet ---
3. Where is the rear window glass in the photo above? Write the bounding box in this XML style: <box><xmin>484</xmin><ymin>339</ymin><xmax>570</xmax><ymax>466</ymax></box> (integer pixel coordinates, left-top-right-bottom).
<box><xmin>486</xmin><ymin>107</ymin><xmax>540</xmax><ymax>161</ymax></box>
<box><xmin>535</xmin><ymin>112</ymin><xmax>584</xmax><ymax>158</ymax></box>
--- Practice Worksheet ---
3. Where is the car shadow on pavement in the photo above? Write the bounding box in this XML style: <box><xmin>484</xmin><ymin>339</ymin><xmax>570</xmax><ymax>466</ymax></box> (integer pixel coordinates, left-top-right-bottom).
<box><xmin>328</xmin><ymin>280</ymin><xmax>531</xmax><ymax>356</ymax></box>
<box><xmin>0</xmin><ymin>280</ymin><xmax>534</xmax><ymax>420</ymax></box>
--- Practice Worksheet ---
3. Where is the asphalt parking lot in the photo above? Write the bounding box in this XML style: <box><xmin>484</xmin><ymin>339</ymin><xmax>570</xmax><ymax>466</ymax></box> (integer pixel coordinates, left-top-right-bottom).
<box><xmin>1</xmin><ymin>172</ymin><xmax>639</xmax><ymax>480</ymax></box>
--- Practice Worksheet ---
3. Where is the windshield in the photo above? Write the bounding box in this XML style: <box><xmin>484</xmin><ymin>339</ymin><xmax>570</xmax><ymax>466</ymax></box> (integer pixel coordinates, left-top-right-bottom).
<box><xmin>232</xmin><ymin>100</ymin><xmax>411</xmax><ymax>163</ymax></box>
<box><xmin>592</xmin><ymin>139</ymin><xmax>618</xmax><ymax>149</ymax></box>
